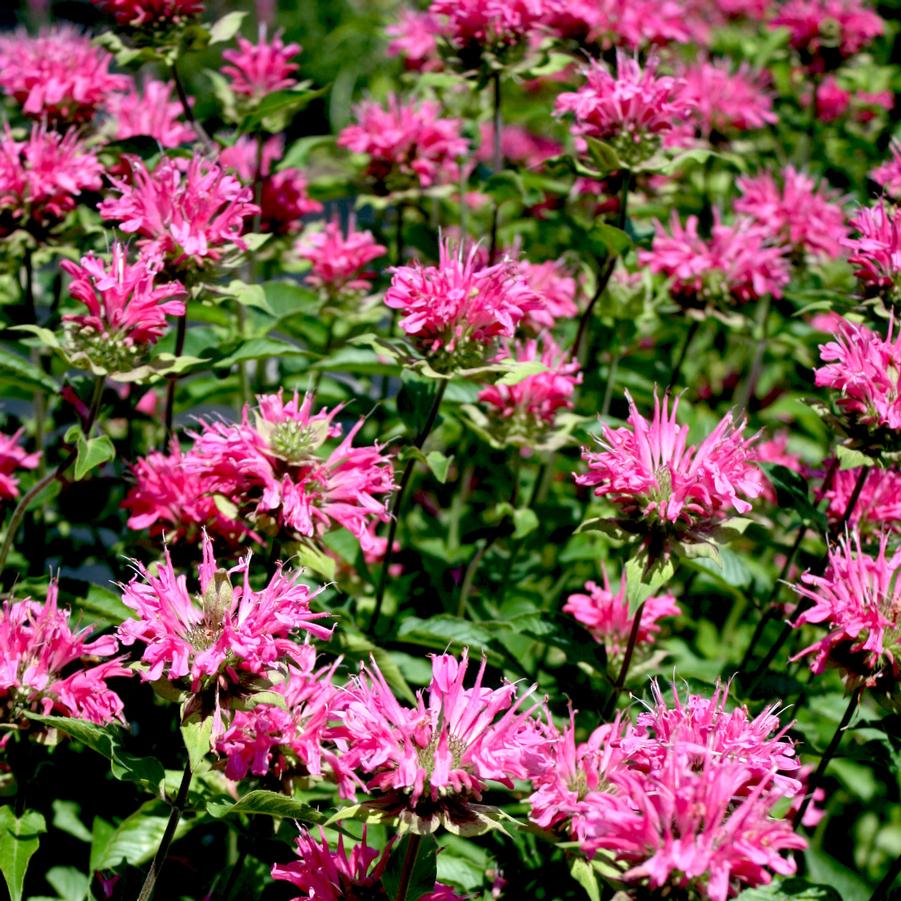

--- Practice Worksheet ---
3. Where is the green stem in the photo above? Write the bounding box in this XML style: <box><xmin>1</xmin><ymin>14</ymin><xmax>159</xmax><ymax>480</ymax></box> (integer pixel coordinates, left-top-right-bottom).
<box><xmin>488</xmin><ymin>71</ymin><xmax>503</xmax><ymax>266</ymax></box>
<box><xmin>668</xmin><ymin>319</ymin><xmax>700</xmax><ymax>390</ymax></box>
<box><xmin>735</xmin><ymin>292</ymin><xmax>772</xmax><ymax>413</ymax></box>
<box><xmin>457</xmin><ymin>538</ymin><xmax>492</xmax><ymax>618</ymax></box>
<box><xmin>870</xmin><ymin>847</ymin><xmax>901</xmax><ymax>901</ymax></box>
<box><xmin>394</xmin><ymin>833</ymin><xmax>423</xmax><ymax>901</ymax></box>
<box><xmin>170</xmin><ymin>58</ymin><xmax>213</xmax><ymax>152</ymax></box>
<box><xmin>137</xmin><ymin>760</ymin><xmax>193</xmax><ymax>901</ymax></box>
<box><xmin>600</xmin><ymin>350</ymin><xmax>619</xmax><ymax>418</ymax></box>
<box><xmin>164</xmin><ymin>313</ymin><xmax>188</xmax><ymax>443</ymax></box>
<box><xmin>603</xmin><ymin>599</ymin><xmax>646</xmax><ymax>718</ymax></box>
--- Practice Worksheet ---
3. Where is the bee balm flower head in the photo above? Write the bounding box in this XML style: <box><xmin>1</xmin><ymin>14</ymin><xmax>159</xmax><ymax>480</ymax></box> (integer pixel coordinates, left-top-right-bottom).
<box><xmin>0</xmin><ymin>430</ymin><xmax>40</xmax><ymax>503</ymax></box>
<box><xmin>221</xmin><ymin>29</ymin><xmax>301</xmax><ymax>100</ymax></box>
<box><xmin>90</xmin><ymin>0</ymin><xmax>204</xmax><ymax>27</ymax></box>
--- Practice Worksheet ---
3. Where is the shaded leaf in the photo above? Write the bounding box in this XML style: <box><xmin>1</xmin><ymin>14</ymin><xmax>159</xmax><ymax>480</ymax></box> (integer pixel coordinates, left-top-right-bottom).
<box><xmin>0</xmin><ymin>808</ymin><xmax>45</xmax><ymax>901</ymax></box>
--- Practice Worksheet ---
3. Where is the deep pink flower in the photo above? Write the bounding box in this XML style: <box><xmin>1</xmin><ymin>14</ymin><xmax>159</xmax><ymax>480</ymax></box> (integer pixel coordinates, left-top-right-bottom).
<box><xmin>478</xmin><ymin>123</ymin><xmax>563</xmax><ymax>169</ymax></box>
<box><xmin>387</xmin><ymin>10</ymin><xmax>442</xmax><ymax>71</ymax></box>
<box><xmin>189</xmin><ymin>391</ymin><xmax>395</xmax><ymax>552</ymax></box>
<box><xmin>735</xmin><ymin>166</ymin><xmax>847</xmax><ymax>259</ymax></box>
<box><xmin>639</xmin><ymin>213</ymin><xmax>791</xmax><ymax>306</ymax></box>
<box><xmin>822</xmin><ymin>466</ymin><xmax>901</xmax><ymax>533</ymax></box>
<box><xmin>518</xmin><ymin>259</ymin><xmax>579</xmax><ymax>331</ymax></box>
<box><xmin>555</xmin><ymin>53</ymin><xmax>692</xmax><ymax>166</ymax></box>
<box><xmin>545</xmin><ymin>0</ymin><xmax>697</xmax><ymax>48</ymax></box>
<box><xmin>118</xmin><ymin>534</ymin><xmax>332</xmax><ymax>731</ymax></box>
<box><xmin>576</xmin><ymin>390</ymin><xmax>764</xmax><ymax>537</ymax></box>
<box><xmin>843</xmin><ymin>202</ymin><xmax>901</xmax><ymax>296</ymax></box>
<box><xmin>221</xmin><ymin>29</ymin><xmax>301</xmax><ymax>99</ymax></box>
<box><xmin>429</xmin><ymin>0</ymin><xmax>549</xmax><ymax>54</ymax></box>
<box><xmin>816</xmin><ymin>75</ymin><xmax>851</xmax><ymax>121</ymax></box>
<box><xmin>338</xmin><ymin>95</ymin><xmax>468</xmax><ymax>190</ymax></box>
<box><xmin>91</xmin><ymin>0</ymin><xmax>204</xmax><ymax>27</ymax></box>
<box><xmin>0</xmin><ymin>125</ymin><xmax>103</xmax><ymax>235</ymax></box>
<box><xmin>871</xmin><ymin>143</ymin><xmax>901</xmax><ymax>199</ymax></box>
<box><xmin>336</xmin><ymin>650</ymin><xmax>540</xmax><ymax>826</ymax></box>
<box><xmin>754</xmin><ymin>432</ymin><xmax>806</xmax><ymax>504</ymax></box>
<box><xmin>564</xmin><ymin>565</ymin><xmax>680</xmax><ymax>658</ymax></box>
<box><xmin>678</xmin><ymin>60</ymin><xmax>777</xmax><ymax>137</ymax></box>
<box><xmin>770</xmin><ymin>0</ymin><xmax>883</xmax><ymax>65</ymax></box>
<box><xmin>0</xmin><ymin>584</ymin><xmax>127</xmax><ymax>730</ymax></box>
<box><xmin>98</xmin><ymin>155</ymin><xmax>259</xmax><ymax>269</ymax></box>
<box><xmin>0</xmin><ymin>430</ymin><xmax>40</xmax><ymax>503</ymax></box>
<box><xmin>105</xmin><ymin>79</ymin><xmax>194</xmax><ymax>149</ymax></box>
<box><xmin>385</xmin><ymin>237</ymin><xmax>542</xmax><ymax>369</ymax></box>
<box><xmin>792</xmin><ymin>531</ymin><xmax>901</xmax><ymax>684</ymax></box>
<box><xmin>478</xmin><ymin>335</ymin><xmax>582</xmax><ymax>435</ymax></box>
<box><xmin>294</xmin><ymin>218</ymin><xmax>386</xmax><ymax>296</ymax></box>
<box><xmin>0</xmin><ymin>27</ymin><xmax>127</xmax><ymax>123</ymax></box>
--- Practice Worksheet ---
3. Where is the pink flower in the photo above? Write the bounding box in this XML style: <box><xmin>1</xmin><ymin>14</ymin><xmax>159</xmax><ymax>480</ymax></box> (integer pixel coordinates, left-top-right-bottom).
<box><xmin>477</xmin><ymin>123</ymin><xmax>563</xmax><ymax>169</ymax></box>
<box><xmin>871</xmin><ymin>143</ymin><xmax>901</xmax><ymax>200</ymax></box>
<box><xmin>104</xmin><ymin>79</ymin><xmax>194</xmax><ymax>148</ymax></box>
<box><xmin>99</xmin><ymin>155</ymin><xmax>258</xmax><ymax>270</ymax></box>
<box><xmin>429</xmin><ymin>0</ymin><xmax>549</xmax><ymax>55</ymax></box>
<box><xmin>791</xmin><ymin>530</ymin><xmax>901</xmax><ymax>684</ymax></box>
<box><xmin>677</xmin><ymin>60</ymin><xmax>777</xmax><ymax>137</ymax></box>
<box><xmin>518</xmin><ymin>259</ymin><xmax>579</xmax><ymax>331</ymax></box>
<box><xmin>122</xmin><ymin>442</ymin><xmax>251</xmax><ymax>545</ymax></box>
<box><xmin>387</xmin><ymin>10</ymin><xmax>442</xmax><ymax>71</ymax></box>
<box><xmin>822</xmin><ymin>466</ymin><xmax>901</xmax><ymax>533</ymax></box>
<box><xmin>770</xmin><ymin>0</ymin><xmax>883</xmax><ymax>65</ymax></box>
<box><xmin>91</xmin><ymin>0</ymin><xmax>204</xmax><ymax>27</ymax></box>
<box><xmin>639</xmin><ymin>213</ymin><xmax>791</xmax><ymax>306</ymax></box>
<box><xmin>843</xmin><ymin>202</ymin><xmax>901</xmax><ymax>296</ymax></box>
<box><xmin>385</xmin><ymin>237</ymin><xmax>543</xmax><ymax>369</ymax></box>
<box><xmin>118</xmin><ymin>535</ymin><xmax>332</xmax><ymax>731</ymax></box>
<box><xmin>545</xmin><ymin>0</ymin><xmax>698</xmax><ymax>48</ymax></box>
<box><xmin>754</xmin><ymin>432</ymin><xmax>806</xmax><ymax>504</ymax></box>
<box><xmin>555</xmin><ymin>53</ymin><xmax>693</xmax><ymax>166</ymax></box>
<box><xmin>0</xmin><ymin>430</ymin><xmax>40</xmax><ymax>502</ymax></box>
<box><xmin>294</xmin><ymin>217</ymin><xmax>386</xmax><ymax>296</ymax></box>
<box><xmin>814</xmin><ymin>315</ymin><xmax>901</xmax><ymax>433</ymax></box>
<box><xmin>816</xmin><ymin>75</ymin><xmax>851</xmax><ymax>121</ymax></box>
<box><xmin>338</xmin><ymin>95</ymin><xmax>468</xmax><ymax>190</ymax></box>
<box><xmin>188</xmin><ymin>391</ymin><xmax>395</xmax><ymax>551</ymax></box>
<box><xmin>564</xmin><ymin>565</ymin><xmax>680</xmax><ymax>658</ymax></box>
<box><xmin>0</xmin><ymin>125</ymin><xmax>103</xmax><ymax>235</ymax></box>
<box><xmin>0</xmin><ymin>27</ymin><xmax>128</xmax><ymax>123</ymax></box>
<box><xmin>221</xmin><ymin>29</ymin><xmax>301</xmax><ymax>99</ymax></box>
<box><xmin>0</xmin><ymin>584</ymin><xmax>127</xmax><ymax>730</ymax></box>
<box><xmin>336</xmin><ymin>649</ymin><xmax>540</xmax><ymax>827</ymax></box>
<box><xmin>576</xmin><ymin>390</ymin><xmax>764</xmax><ymax>540</ymax></box>
<box><xmin>478</xmin><ymin>334</ymin><xmax>582</xmax><ymax>435</ymax></box>
<box><xmin>735</xmin><ymin>166</ymin><xmax>847</xmax><ymax>259</ymax></box>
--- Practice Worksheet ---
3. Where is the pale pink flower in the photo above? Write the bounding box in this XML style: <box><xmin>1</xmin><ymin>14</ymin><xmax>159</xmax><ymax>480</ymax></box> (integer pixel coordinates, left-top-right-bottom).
<box><xmin>91</xmin><ymin>0</ymin><xmax>204</xmax><ymax>26</ymax></box>
<box><xmin>99</xmin><ymin>155</ymin><xmax>258</xmax><ymax>269</ymax></box>
<box><xmin>0</xmin><ymin>27</ymin><xmax>127</xmax><ymax>123</ymax></box>
<box><xmin>189</xmin><ymin>391</ymin><xmax>395</xmax><ymax>552</ymax></box>
<box><xmin>478</xmin><ymin>335</ymin><xmax>582</xmax><ymax>434</ymax></box>
<box><xmin>791</xmin><ymin>530</ymin><xmax>901</xmax><ymax>684</ymax></box>
<box><xmin>336</xmin><ymin>650</ymin><xmax>540</xmax><ymax>825</ymax></box>
<box><xmin>221</xmin><ymin>29</ymin><xmax>301</xmax><ymax>99</ymax></box>
<box><xmin>735</xmin><ymin>166</ymin><xmax>847</xmax><ymax>259</ymax></box>
<box><xmin>555</xmin><ymin>53</ymin><xmax>692</xmax><ymax>166</ymax></box>
<box><xmin>0</xmin><ymin>125</ymin><xmax>103</xmax><ymax>235</ymax></box>
<box><xmin>294</xmin><ymin>218</ymin><xmax>386</xmax><ymax>296</ymax></box>
<box><xmin>104</xmin><ymin>79</ymin><xmax>194</xmax><ymax>149</ymax></box>
<box><xmin>822</xmin><ymin>466</ymin><xmax>901</xmax><ymax>533</ymax></box>
<box><xmin>871</xmin><ymin>143</ymin><xmax>901</xmax><ymax>199</ymax></box>
<box><xmin>0</xmin><ymin>584</ymin><xmax>127</xmax><ymax>730</ymax></box>
<box><xmin>387</xmin><ymin>10</ymin><xmax>442</xmax><ymax>71</ymax></box>
<box><xmin>770</xmin><ymin>0</ymin><xmax>884</xmax><ymax>65</ymax></box>
<box><xmin>385</xmin><ymin>238</ymin><xmax>543</xmax><ymax>369</ymax></box>
<box><xmin>118</xmin><ymin>535</ymin><xmax>332</xmax><ymax>731</ymax></box>
<box><xmin>576</xmin><ymin>390</ymin><xmax>764</xmax><ymax>539</ymax></box>
<box><xmin>429</xmin><ymin>0</ymin><xmax>549</xmax><ymax>54</ymax></box>
<box><xmin>518</xmin><ymin>259</ymin><xmax>579</xmax><ymax>331</ymax></box>
<box><xmin>564</xmin><ymin>565</ymin><xmax>680</xmax><ymax>658</ymax></box>
<box><xmin>338</xmin><ymin>95</ymin><xmax>468</xmax><ymax>190</ymax></box>
<box><xmin>677</xmin><ymin>60</ymin><xmax>777</xmax><ymax>137</ymax></box>
<box><xmin>639</xmin><ymin>213</ymin><xmax>791</xmax><ymax>306</ymax></box>
<box><xmin>814</xmin><ymin>316</ymin><xmax>901</xmax><ymax>432</ymax></box>
<box><xmin>0</xmin><ymin>430</ymin><xmax>40</xmax><ymax>502</ymax></box>
<box><xmin>843</xmin><ymin>202</ymin><xmax>901</xmax><ymax>295</ymax></box>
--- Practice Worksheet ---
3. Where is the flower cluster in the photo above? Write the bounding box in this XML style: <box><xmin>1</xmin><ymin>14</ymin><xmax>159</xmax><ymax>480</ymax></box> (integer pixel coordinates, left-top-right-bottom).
<box><xmin>429</xmin><ymin>0</ymin><xmax>548</xmax><ymax>59</ymax></box>
<box><xmin>221</xmin><ymin>30</ymin><xmax>301</xmax><ymax>100</ymax></box>
<box><xmin>518</xmin><ymin>259</ymin><xmax>580</xmax><ymax>332</ymax></box>
<box><xmin>104</xmin><ymin>79</ymin><xmax>194</xmax><ymax>149</ymax></box>
<box><xmin>91</xmin><ymin>0</ymin><xmax>204</xmax><ymax>27</ymax></box>
<box><xmin>0</xmin><ymin>430</ymin><xmax>40</xmax><ymax>503</ymax></box>
<box><xmin>872</xmin><ymin>142</ymin><xmax>901</xmax><ymax>200</ymax></box>
<box><xmin>295</xmin><ymin>218</ymin><xmax>386</xmax><ymax>298</ymax></box>
<box><xmin>387</xmin><ymin>10</ymin><xmax>441</xmax><ymax>71</ymax></box>
<box><xmin>822</xmin><ymin>466</ymin><xmax>901</xmax><ymax>533</ymax></box>
<box><xmin>843</xmin><ymin>202</ymin><xmax>901</xmax><ymax>299</ymax></box>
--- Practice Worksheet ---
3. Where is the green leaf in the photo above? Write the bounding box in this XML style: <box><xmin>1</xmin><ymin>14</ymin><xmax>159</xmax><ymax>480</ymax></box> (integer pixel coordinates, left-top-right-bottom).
<box><xmin>208</xmin><ymin>10</ymin><xmax>246</xmax><ymax>44</ymax></box>
<box><xmin>212</xmin><ymin>337</ymin><xmax>308</xmax><ymax>369</ymax></box>
<box><xmin>584</xmin><ymin>138</ymin><xmax>622</xmax><ymax>174</ymax></box>
<box><xmin>0</xmin><ymin>347</ymin><xmax>58</xmax><ymax>393</ymax></box>
<box><xmin>45</xmin><ymin>866</ymin><xmax>89</xmax><ymax>901</ymax></box>
<box><xmin>74</xmin><ymin>584</ymin><xmax>131</xmax><ymax>628</ymax></box>
<box><xmin>425</xmin><ymin>451</ymin><xmax>453</xmax><ymax>484</ymax></box>
<box><xmin>397</xmin><ymin>616</ymin><xmax>494</xmax><ymax>652</ymax></box>
<box><xmin>63</xmin><ymin>426</ymin><xmax>115</xmax><ymax>481</ymax></box>
<box><xmin>759</xmin><ymin>463</ymin><xmax>824</xmax><ymax>527</ymax></box>
<box><xmin>835</xmin><ymin>445</ymin><xmax>877</xmax><ymax>471</ymax></box>
<box><xmin>241</xmin><ymin>84</ymin><xmax>329</xmax><ymax>133</ymax></box>
<box><xmin>381</xmin><ymin>835</ymin><xmax>439</xmax><ymax>901</ymax></box>
<box><xmin>624</xmin><ymin>555</ymin><xmax>675</xmax><ymax>615</ymax></box>
<box><xmin>294</xmin><ymin>540</ymin><xmax>337</xmax><ymax>582</ymax></box>
<box><xmin>206</xmin><ymin>790</ymin><xmax>323</xmax><ymax>823</ymax></box>
<box><xmin>221</xmin><ymin>279</ymin><xmax>272</xmax><ymax>315</ymax></box>
<box><xmin>495</xmin><ymin>358</ymin><xmax>549</xmax><ymax>386</ymax></box>
<box><xmin>734</xmin><ymin>877</ymin><xmax>843</xmax><ymax>900</ymax></box>
<box><xmin>89</xmin><ymin>802</ymin><xmax>192</xmax><ymax>871</ymax></box>
<box><xmin>51</xmin><ymin>801</ymin><xmax>91</xmax><ymax>844</ymax></box>
<box><xmin>589</xmin><ymin>223</ymin><xmax>632</xmax><ymax>257</ymax></box>
<box><xmin>569</xmin><ymin>857</ymin><xmax>601</xmax><ymax>901</ymax></box>
<box><xmin>0</xmin><ymin>808</ymin><xmax>46</xmax><ymax>901</ymax></box>
<box><xmin>685</xmin><ymin>545</ymin><xmax>753</xmax><ymax>590</ymax></box>
<box><xmin>180</xmin><ymin>719</ymin><xmax>213</xmax><ymax>773</ymax></box>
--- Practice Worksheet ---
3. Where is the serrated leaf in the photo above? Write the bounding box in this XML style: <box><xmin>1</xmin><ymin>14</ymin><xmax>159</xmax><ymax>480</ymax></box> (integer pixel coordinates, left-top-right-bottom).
<box><xmin>206</xmin><ymin>790</ymin><xmax>323</xmax><ymax>823</ymax></box>
<box><xmin>221</xmin><ymin>279</ymin><xmax>272</xmax><ymax>315</ymax></box>
<box><xmin>0</xmin><ymin>808</ymin><xmax>46</xmax><ymax>901</ymax></box>
<box><xmin>208</xmin><ymin>10</ymin><xmax>246</xmax><ymax>43</ymax></box>
<box><xmin>425</xmin><ymin>451</ymin><xmax>452</xmax><ymax>484</ymax></box>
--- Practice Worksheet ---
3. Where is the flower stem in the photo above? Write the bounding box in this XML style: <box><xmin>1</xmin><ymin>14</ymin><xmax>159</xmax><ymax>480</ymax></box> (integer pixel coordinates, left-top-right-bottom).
<box><xmin>369</xmin><ymin>379</ymin><xmax>448</xmax><ymax>634</ymax></box>
<box><xmin>137</xmin><ymin>759</ymin><xmax>193</xmax><ymax>901</ymax></box>
<box><xmin>603</xmin><ymin>599</ymin><xmax>646</xmax><ymax>719</ymax></box>
<box><xmin>0</xmin><ymin>376</ymin><xmax>104</xmax><ymax>582</ymax></box>
<box><xmin>170</xmin><ymin>58</ymin><xmax>213</xmax><ymax>153</ymax></box>
<box><xmin>870</xmin><ymin>846</ymin><xmax>901</xmax><ymax>901</ymax></box>
<box><xmin>735</xmin><ymin>292</ymin><xmax>771</xmax><ymax>413</ymax></box>
<box><xmin>394</xmin><ymin>833</ymin><xmax>423</xmax><ymax>901</ymax></box>
<box><xmin>668</xmin><ymin>319</ymin><xmax>700</xmax><ymax>390</ymax></box>
<box><xmin>488</xmin><ymin>70</ymin><xmax>503</xmax><ymax>266</ymax></box>
<box><xmin>164</xmin><ymin>313</ymin><xmax>188</xmax><ymax>443</ymax></box>
<box><xmin>793</xmin><ymin>685</ymin><xmax>862</xmax><ymax>828</ymax></box>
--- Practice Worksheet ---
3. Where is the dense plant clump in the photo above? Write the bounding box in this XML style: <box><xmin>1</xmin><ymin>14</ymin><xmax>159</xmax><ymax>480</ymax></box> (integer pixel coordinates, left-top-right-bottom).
<box><xmin>0</xmin><ymin>0</ymin><xmax>899</xmax><ymax>899</ymax></box>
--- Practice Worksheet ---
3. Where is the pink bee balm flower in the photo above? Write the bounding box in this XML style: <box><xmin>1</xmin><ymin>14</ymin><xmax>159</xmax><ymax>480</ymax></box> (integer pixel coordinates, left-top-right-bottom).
<box><xmin>336</xmin><ymin>649</ymin><xmax>540</xmax><ymax>829</ymax></box>
<box><xmin>0</xmin><ymin>125</ymin><xmax>102</xmax><ymax>236</ymax></box>
<box><xmin>294</xmin><ymin>218</ymin><xmax>387</xmax><ymax>297</ymax></box>
<box><xmin>189</xmin><ymin>391</ymin><xmax>395</xmax><ymax>552</ymax></box>
<box><xmin>555</xmin><ymin>53</ymin><xmax>693</xmax><ymax>167</ymax></box>
<box><xmin>429</xmin><ymin>0</ymin><xmax>549</xmax><ymax>56</ymax></box>
<box><xmin>118</xmin><ymin>535</ymin><xmax>332</xmax><ymax>732</ymax></box>
<box><xmin>822</xmin><ymin>466</ymin><xmax>901</xmax><ymax>533</ymax></box>
<box><xmin>639</xmin><ymin>213</ymin><xmax>791</xmax><ymax>307</ymax></box>
<box><xmin>0</xmin><ymin>27</ymin><xmax>128</xmax><ymax>123</ymax></box>
<box><xmin>735</xmin><ymin>166</ymin><xmax>847</xmax><ymax>259</ymax></box>
<box><xmin>0</xmin><ymin>584</ymin><xmax>128</xmax><ymax>730</ymax></box>
<box><xmin>576</xmin><ymin>390</ymin><xmax>764</xmax><ymax>548</ymax></box>
<box><xmin>770</xmin><ymin>0</ymin><xmax>883</xmax><ymax>66</ymax></box>
<box><xmin>564</xmin><ymin>565</ymin><xmax>680</xmax><ymax>659</ymax></box>
<box><xmin>221</xmin><ymin>29</ymin><xmax>301</xmax><ymax>99</ymax></box>
<box><xmin>98</xmin><ymin>155</ymin><xmax>259</xmax><ymax>270</ymax></box>
<box><xmin>478</xmin><ymin>123</ymin><xmax>563</xmax><ymax>170</ymax></box>
<box><xmin>104</xmin><ymin>79</ymin><xmax>194</xmax><ymax>149</ymax></box>
<box><xmin>545</xmin><ymin>0</ymin><xmax>697</xmax><ymax>48</ymax></box>
<box><xmin>90</xmin><ymin>0</ymin><xmax>204</xmax><ymax>27</ymax></box>
<box><xmin>387</xmin><ymin>10</ymin><xmax>442</xmax><ymax>71</ymax></box>
<box><xmin>338</xmin><ymin>95</ymin><xmax>468</xmax><ymax>190</ymax></box>
<box><xmin>871</xmin><ymin>142</ymin><xmax>901</xmax><ymax>200</ymax></box>
<box><xmin>478</xmin><ymin>335</ymin><xmax>582</xmax><ymax>439</ymax></box>
<box><xmin>0</xmin><ymin>430</ymin><xmax>40</xmax><ymax>502</ymax></box>
<box><xmin>518</xmin><ymin>259</ymin><xmax>579</xmax><ymax>332</ymax></box>
<box><xmin>791</xmin><ymin>531</ymin><xmax>901</xmax><ymax>685</ymax></box>
<box><xmin>677</xmin><ymin>60</ymin><xmax>777</xmax><ymax>137</ymax></box>
<box><xmin>843</xmin><ymin>202</ymin><xmax>901</xmax><ymax>297</ymax></box>
<box><xmin>815</xmin><ymin>75</ymin><xmax>851</xmax><ymax>121</ymax></box>
<box><xmin>754</xmin><ymin>432</ymin><xmax>806</xmax><ymax>504</ymax></box>
<box><xmin>385</xmin><ymin>238</ymin><xmax>543</xmax><ymax>370</ymax></box>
